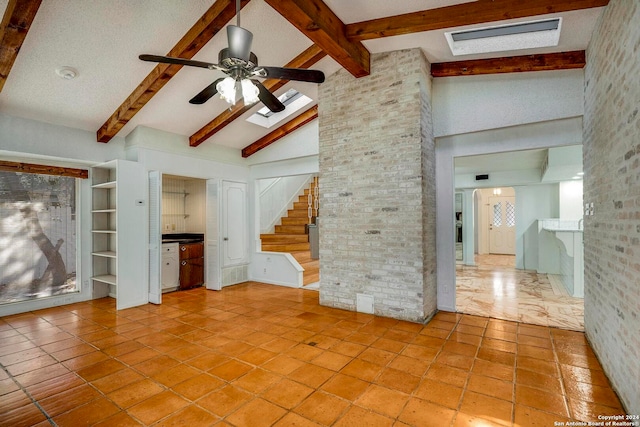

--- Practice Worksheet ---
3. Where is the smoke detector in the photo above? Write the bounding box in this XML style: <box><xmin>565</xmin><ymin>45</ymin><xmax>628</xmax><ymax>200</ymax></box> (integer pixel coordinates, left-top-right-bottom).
<box><xmin>55</xmin><ymin>66</ymin><xmax>78</xmax><ymax>80</ymax></box>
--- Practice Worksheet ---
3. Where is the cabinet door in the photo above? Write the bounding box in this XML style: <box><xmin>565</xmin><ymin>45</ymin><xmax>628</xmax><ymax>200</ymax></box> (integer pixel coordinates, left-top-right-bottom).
<box><xmin>222</xmin><ymin>181</ymin><xmax>248</xmax><ymax>267</ymax></box>
<box><xmin>180</xmin><ymin>258</ymin><xmax>204</xmax><ymax>289</ymax></box>
<box><xmin>179</xmin><ymin>242</ymin><xmax>204</xmax><ymax>260</ymax></box>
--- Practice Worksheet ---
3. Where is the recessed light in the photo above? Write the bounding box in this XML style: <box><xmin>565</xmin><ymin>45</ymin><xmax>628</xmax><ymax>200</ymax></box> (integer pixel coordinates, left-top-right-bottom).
<box><xmin>577</xmin><ymin>172</ymin><xmax>584</xmax><ymax>176</ymax></box>
<box><xmin>572</xmin><ymin>176</ymin><xmax>581</xmax><ymax>180</ymax></box>
<box><xmin>55</xmin><ymin>66</ymin><xmax>78</xmax><ymax>80</ymax></box>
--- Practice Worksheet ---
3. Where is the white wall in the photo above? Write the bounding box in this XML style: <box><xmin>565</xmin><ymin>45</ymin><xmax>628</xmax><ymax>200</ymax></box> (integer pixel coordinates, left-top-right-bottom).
<box><xmin>433</xmin><ymin>69</ymin><xmax>584</xmax><ymax>138</ymax></box>
<box><xmin>514</xmin><ymin>184</ymin><xmax>560</xmax><ymax>270</ymax></box>
<box><xmin>1</xmin><ymin>113</ymin><xmax>125</xmax><ymax>164</ymax></box>
<box><xmin>559</xmin><ymin>180</ymin><xmax>584</xmax><ymax>219</ymax></box>
<box><xmin>245</xmin><ymin>120</ymin><xmax>319</xmax><ymax>166</ymax></box>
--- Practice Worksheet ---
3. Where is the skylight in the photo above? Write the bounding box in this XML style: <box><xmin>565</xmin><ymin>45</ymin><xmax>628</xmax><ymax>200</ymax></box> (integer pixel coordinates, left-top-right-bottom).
<box><xmin>246</xmin><ymin>89</ymin><xmax>312</xmax><ymax>128</ymax></box>
<box><xmin>445</xmin><ymin>18</ymin><xmax>562</xmax><ymax>56</ymax></box>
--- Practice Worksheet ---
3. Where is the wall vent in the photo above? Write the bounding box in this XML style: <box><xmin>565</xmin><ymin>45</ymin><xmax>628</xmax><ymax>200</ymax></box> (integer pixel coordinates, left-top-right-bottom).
<box><xmin>475</xmin><ymin>174</ymin><xmax>489</xmax><ymax>181</ymax></box>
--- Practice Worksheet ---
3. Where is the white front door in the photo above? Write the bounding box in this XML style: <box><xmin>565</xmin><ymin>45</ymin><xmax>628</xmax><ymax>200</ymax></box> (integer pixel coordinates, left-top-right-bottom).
<box><xmin>489</xmin><ymin>196</ymin><xmax>516</xmax><ymax>255</ymax></box>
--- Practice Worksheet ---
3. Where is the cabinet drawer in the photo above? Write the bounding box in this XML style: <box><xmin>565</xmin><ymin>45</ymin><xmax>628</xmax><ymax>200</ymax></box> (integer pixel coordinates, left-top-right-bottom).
<box><xmin>179</xmin><ymin>242</ymin><xmax>204</xmax><ymax>259</ymax></box>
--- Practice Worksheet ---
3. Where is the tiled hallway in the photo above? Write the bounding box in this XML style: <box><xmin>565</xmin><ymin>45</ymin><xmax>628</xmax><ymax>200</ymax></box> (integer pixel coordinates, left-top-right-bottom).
<box><xmin>456</xmin><ymin>255</ymin><xmax>584</xmax><ymax>331</ymax></box>
<box><xmin>0</xmin><ymin>283</ymin><xmax>622</xmax><ymax>426</ymax></box>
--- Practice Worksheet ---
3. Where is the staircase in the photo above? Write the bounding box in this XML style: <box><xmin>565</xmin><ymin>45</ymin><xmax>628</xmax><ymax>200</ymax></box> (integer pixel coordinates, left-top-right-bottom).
<box><xmin>260</xmin><ymin>177</ymin><xmax>319</xmax><ymax>286</ymax></box>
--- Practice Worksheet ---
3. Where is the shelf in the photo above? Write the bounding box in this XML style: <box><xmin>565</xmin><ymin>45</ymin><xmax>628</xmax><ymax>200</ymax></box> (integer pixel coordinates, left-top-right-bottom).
<box><xmin>92</xmin><ymin>181</ymin><xmax>116</xmax><ymax>189</ymax></box>
<box><xmin>93</xmin><ymin>274</ymin><xmax>117</xmax><ymax>285</ymax></box>
<box><xmin>163</xmin><ymin>191</ymin><xmax>189</xmax><ymax>196</ymax></box>
<box><xmin>92</xmin><ymin>251</ymin><xmax>116</xmax><ymax>258</ymax></box>
<box><xmin>92</xmin><ymin>229</ymin><xmax>116</xmax><ymax>234</ymax></box>
<box><xmin>92</xmin><ymin>209</ymin><xmax>116</xmax><ymax>213</ymax></box>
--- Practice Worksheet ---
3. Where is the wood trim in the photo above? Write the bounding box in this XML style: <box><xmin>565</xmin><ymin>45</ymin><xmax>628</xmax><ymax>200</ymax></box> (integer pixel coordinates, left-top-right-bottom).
<box><xmin>189</xmin><ymin>44</ymin><xmax>326</xmax><ymax>147</ymax></box>
<box><xmin>0</xmin><ymin>0</ymin><xmax>42</xmax><ymax>92</ymax></box>
<box><xmin>264</xmin><ymin>0</ymin><xmax>369</xmax><ymax>78</ymax></box>
<box><xmin>346</xmin><ymin>0</ymin><xmax>610</xmax><ymax>41</ymax></box>
<box><xmin>242</xmin><ymin>105</ymin><xmax>318</xmax><ymax>158</ymax></box>
<box><xmin>96</xmin><ymin>0</ymin><xmax>251</xmax><ymax>143</ymax></box>
<box><xmin>431</xmin><ymin>51</ymin><xmax>586</xmax><ymax>77</ymax></box>
<box><xmin>0</xmin><ymin>160</ymin><xmax>89</xmax><ymax>179</ymax></box>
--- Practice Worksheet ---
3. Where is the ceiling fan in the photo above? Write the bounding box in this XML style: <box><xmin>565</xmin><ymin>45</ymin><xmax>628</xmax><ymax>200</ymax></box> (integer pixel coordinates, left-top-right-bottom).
<box><xmin>139</xmin><ymin>0</ymin><xmax>325</xmax><ymax>113</ymax></box>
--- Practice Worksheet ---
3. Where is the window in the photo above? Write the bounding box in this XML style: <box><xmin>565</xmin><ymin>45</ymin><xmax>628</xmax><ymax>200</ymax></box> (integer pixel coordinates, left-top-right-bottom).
<box><xmin>506</xmin><ymin>201</ymin><xmax>516</xmax><ymax>227</ymax></box>
<box><xmin>246</xmin><ymin>88</ymin><xmax>313</xmax><ymax>128</ymax></box>
<box><xmin>493</xmin><ymin>201</ymin><xmax>502</xmax><ymax>227</ymax></box>
<box><xmin>0</xmin><ymin>171</ymin><xmax>78</xmax><ymax>304</ymax></box>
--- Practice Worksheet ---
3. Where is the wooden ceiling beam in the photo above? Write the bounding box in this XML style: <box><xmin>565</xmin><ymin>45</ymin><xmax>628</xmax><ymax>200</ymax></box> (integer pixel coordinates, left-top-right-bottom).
<box><xmin>0</xmin><ymin>160</ymin><xmax>88</xmax><ymax>179</ymax></box>
<box><xmin>242</xmin><ymin>105</ymin><xmax>318</xmax><ymax>157</ymax></box>
<box><xmin>431</xmin><ymin>50</ymin><xmax>586</xmax><ymax>77</ymax></box>
<box><xmin>346</xmin><ymin>0</ymin><xmax>610</xmax><ymax>41</ymax></box>
<box><xmin>0</xmin><ymin>0</ymin><xmax>42</xmax><ymax>93</ymax></box>
<box><xmin>264</xmin><ymin>0</ymin><xmax>369</xmax><ymax>78</ymax></box>
<box><xmin>189</xmin><ymin>44</ymin><xmax>326</xmax><ymax>147</ymax></box>
<box><xmin>96</xmin><ymin>0</ymin><xmax>251</xmax><ymax>143</ymax></box>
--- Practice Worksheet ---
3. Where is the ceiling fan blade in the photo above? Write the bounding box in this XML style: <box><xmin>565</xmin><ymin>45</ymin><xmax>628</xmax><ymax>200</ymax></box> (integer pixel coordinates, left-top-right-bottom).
<box><xmin>227</xmin><ymin>25</ymin><xmax>253</xmax><ymax>62</ymax></box>
<box><xmin>259</xmin><ymin>66</ymin><xmax>325</xmax><ymax>83</ymax></box>
<box><xmin>139</xmin><ymin>54</ymin><xmax>226</xmax><ymax>71</ymax></box>
<box><xmin>252</xmin><ymin>80</ymin><xmax>285</xmax><ymax>113</ymax></box>
<box><xmin>189</xmin><ymin>78</ymin><xmax>225</xmax><ymax>104</ymax></box>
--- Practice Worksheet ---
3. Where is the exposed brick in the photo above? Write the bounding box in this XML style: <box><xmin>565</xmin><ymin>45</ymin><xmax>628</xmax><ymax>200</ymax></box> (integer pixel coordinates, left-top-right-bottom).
<box><xmin>317</xmin><ymin>49</ymin><xmax>436</xmax><ymax>323</ymax></box>
<box><xmin>583</xmin><ymin>0</ymin><xmax>640</xmax><ymax>413</ymax></box>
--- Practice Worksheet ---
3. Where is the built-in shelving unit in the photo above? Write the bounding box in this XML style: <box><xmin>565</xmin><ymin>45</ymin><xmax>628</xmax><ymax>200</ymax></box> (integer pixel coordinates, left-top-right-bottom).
<box><xmin>91</xmin><ymin>160</ymin><xmax>148</xmax><ymax>310</ymax></box>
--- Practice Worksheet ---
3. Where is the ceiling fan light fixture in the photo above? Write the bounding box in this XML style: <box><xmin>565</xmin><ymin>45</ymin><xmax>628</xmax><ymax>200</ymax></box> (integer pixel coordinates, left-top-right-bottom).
<box><xmin>241</xmin><ymin>79</ymin><xmax>259</xmax><ymax>104</ymax></box>
<box><xmin>217</xmin><ymin>76</ymin><xmax>237</xmax><ymax>105</ymax></box>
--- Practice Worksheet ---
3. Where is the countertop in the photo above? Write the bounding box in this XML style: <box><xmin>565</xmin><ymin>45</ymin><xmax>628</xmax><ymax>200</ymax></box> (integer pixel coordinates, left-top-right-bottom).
<box><xmin>162</xmin><ymin>233</ymin><xmax>204</xmax><ymax>244</ymax></box>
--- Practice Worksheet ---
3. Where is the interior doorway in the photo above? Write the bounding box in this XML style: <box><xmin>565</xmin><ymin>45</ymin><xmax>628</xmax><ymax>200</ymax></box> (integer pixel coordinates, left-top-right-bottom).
<box><xmin>453</xmin><ymin>147</ymin><xmax>585</xmax><ymax>330</ymax></box>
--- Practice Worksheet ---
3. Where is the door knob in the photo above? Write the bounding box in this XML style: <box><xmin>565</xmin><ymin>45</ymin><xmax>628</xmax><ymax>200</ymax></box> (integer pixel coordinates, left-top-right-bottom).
<box><xmin>181</xmin><ymin>261</ymin><xmax>187</xmax><ymax>266</ymax></box>
<box><xmin>181</xmin><ymin>246</ymin><xmax>186</xmax><ymax>251</ymax></box>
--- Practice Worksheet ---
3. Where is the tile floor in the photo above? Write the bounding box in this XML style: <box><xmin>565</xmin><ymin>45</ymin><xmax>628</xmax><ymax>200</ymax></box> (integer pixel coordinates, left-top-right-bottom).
<box><xmin>0</xmin><ymin>282</ymin><xmax>623</xmax><ymax>426</ymax></box>
<box><xmin>456</xmin><ymin>255</ymin><xmax>584</xmax><ymax>331</ymax></box>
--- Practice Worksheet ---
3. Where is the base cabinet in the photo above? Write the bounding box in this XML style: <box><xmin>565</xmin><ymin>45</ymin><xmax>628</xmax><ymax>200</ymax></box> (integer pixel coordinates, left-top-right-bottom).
<box><xmin>179</xmin><ymin>242</ymin><xmax>204</xmax><ymax>289</ymax></box>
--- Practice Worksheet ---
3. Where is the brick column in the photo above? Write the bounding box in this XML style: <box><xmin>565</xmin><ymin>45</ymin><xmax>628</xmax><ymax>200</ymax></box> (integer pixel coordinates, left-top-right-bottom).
<box><xmin>317</xmin><ymin>49</ymin><xmax>436</xmax><ymax>322</ymax></box>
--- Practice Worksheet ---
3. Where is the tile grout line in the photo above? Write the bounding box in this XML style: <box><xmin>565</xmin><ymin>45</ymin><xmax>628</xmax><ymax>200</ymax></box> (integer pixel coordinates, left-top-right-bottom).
<box><xmin>0</xmin><ymin>360</ymin><xmax>58</xmax><ymax>426</ymax></box>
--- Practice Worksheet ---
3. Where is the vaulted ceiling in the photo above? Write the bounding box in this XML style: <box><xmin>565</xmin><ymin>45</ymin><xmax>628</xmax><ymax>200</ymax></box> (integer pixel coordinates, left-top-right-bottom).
<box><xmin>0</xmin><ymin>0</ymin><xmax>608</xmax><ymax>156</ymax></box>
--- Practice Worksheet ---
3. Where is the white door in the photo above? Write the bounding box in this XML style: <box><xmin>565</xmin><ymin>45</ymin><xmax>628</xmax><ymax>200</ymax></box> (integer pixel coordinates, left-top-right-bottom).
<box><xmin>222</xmin><ymin>181</ymin><xmax>248</xmax><ymax>267</ymax></box>
<box><xmin>206</xmin><ymin>179</ymin><xmax>220</xmax><ymax>290</ymax></box>
<box><xmin>148</xmin><ymin>171</ymin><xmax>162</xmax><ymax>303</ymax></box>
<box><xmin>489</xmin><ymin>196</ymin><xmax>516</xmax><ymax>255</ymax></box>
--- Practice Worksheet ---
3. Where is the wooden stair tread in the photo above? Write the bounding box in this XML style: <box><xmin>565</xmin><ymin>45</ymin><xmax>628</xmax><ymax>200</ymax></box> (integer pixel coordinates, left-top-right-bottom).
<box><xmin>262</xmin><ymin>243</ymin><xmax>310</xmax><ymax>252</ymax></box>
<box><xmin>260</xmin><ymin>234</ymin><xmax>309</xmax><ymax>243</ymax></box>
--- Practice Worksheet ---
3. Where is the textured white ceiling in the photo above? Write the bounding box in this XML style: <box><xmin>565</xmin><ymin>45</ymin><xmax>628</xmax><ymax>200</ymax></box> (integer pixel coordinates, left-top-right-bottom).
<box><xmin>0</xmin><ymin>0</ymin><xmax>604</xmax><ymax>150</ymax></box>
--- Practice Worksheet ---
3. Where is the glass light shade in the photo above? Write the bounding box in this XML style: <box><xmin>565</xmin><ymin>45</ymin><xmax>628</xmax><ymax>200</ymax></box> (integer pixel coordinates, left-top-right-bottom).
<box><xmin>241</xmin><ymin>79</ymin><xmax>260</xmax><ymax>104</ymax></box>
<box><xmin>217</xmin><ymin>77</ymin><xmax>237</xmax><ymax>105</ymax></box>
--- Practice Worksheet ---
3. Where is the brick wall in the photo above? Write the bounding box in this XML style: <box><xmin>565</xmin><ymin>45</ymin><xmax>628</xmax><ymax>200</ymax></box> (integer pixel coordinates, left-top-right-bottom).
<box><xmin>583</xmin><ymin>0</ymin><xmax>640</xmax><ymax>412</ymax></box>
<box><xmin>317</xmin><ymin>49</ymin><xmax>437</xmax><ymax>322</ymax></box>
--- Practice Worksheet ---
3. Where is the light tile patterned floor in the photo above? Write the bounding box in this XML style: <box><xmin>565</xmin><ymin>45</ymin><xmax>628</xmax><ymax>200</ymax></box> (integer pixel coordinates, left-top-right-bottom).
<box><xmin>456</xmin><ymin>255</ymin><xmax>584</xmax><ymax>331</ymax></box>
<box><xmin>0</xmin><ymin>282</ymin><xmax>621</xmax><ymax>426</ymax></box>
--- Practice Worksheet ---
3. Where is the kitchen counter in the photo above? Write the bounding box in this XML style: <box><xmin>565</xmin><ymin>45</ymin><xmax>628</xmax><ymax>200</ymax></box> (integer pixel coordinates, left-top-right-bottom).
<box><xmin>161</xmin><ymin>233</ymin><xmax>204</xmax><ymax>244</ymax></box>
<box><xmin>537</xmin><ymin>219</ymin><xmax>584</xmax><ymax>298</ymax></box>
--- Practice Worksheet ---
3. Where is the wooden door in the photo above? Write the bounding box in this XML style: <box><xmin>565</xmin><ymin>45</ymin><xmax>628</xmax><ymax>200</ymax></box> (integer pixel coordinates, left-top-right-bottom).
<box><xmin>489</xmin><ymin>196</ymin><xmax>516</xmax><ymax>255</ymax></box>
